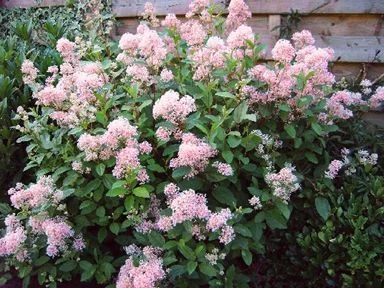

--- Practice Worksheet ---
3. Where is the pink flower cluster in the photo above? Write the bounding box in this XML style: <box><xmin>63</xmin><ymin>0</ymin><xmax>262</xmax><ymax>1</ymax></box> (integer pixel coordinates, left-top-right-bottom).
<box><xmin>212</xmin><ymin>161</ymin><xmax>233</xmax><ymax>176</ymax></box>
<box><xmin>225</xmin><ymin>0</ymin><xmax>252</xmax><ymax>32</ymax></box>
<box><xmin>247</xmin><ymin>30</ymin><xmax>335</xmax><ymax>112</ymax></box>
<box><xmin>118</xmin><ymin>24</ymin><xmax>167</xmax><ymax>68</ymax></box>
<box><xmin>156</xmin><ymin>185</ymin><xmax>235</xmax><ymax>244</ymax></box>
<box><xmin>25</xmin><ymin>39</ymin><xmax>107</xmax><ymax>127</ymax></box>
<box><xmin>189</xmin><ymin>36</ymin><xmax>228</xmax><ymax>80</ymax></box>
<box><xmin>77</xmin><ymin>117</ymin><xmax>151</xmax><ymax>181</ymax></box>
<box><xmin>1</xmin><ymin>178</ymin><xmax>84</xmax><ymax>261</ymax></box>
<box><xmin>179</xmin><ymin>20</ymin><xmax>207</xmax><ymax>46</ymax></box>
<box><xmin>368</xmin><ymin>87</ymin><xmax>384</xmax><ymax>109</ymax></box>
<box><xmin>324</xmin><ymin>159</ymin><xmax>344</xmax><ymax>179</ymax></box>
<box><xmin>153</xmin><ymin>90</ymin><xmax>196</xmax><ymax>126</ymax></box>
<box><xmin>169</xmin><ymin>133</ymin><xmax>217</xmax><ymax>178</ymax></box>
<box><xmin>21</xmin><ymin>59</ymin><xmax>39</xmax><ymax>85</ymax></box>
<box><xmin>116</xmin><ymin>246</ymin><xmax>165</xmax><ymax>288</ymax></box>
<box><xmin>265</xmin><ymin>165</ymin><xmax>300</xmax><ymax>202</ymax></box>
<box><xmin>141</xmin><ymin>2</ymin><xmax>160</xmax><ymax>27</ymax></box>
<box><xmin>0</xmin><ymin>215</ymin><xmax>27</xmax><ymax>261</ymax></box>
<box><xmin>186</xmin><ymin>0</ymin><xmax>209</xmax><ymax>18</ymax></box>
<box><xmin>8</xmin><ymin>176</ymin><xmax>62</xmax><ymax>210</ymax></box>
<box><xmin>327</xmin><ymin>90</ymin><xmax>364</xmax><ymax>119</ymax></box>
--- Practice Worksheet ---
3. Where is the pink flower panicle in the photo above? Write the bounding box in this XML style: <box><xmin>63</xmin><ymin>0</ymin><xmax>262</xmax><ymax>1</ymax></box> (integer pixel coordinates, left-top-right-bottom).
<box><xmin>169</xmin><ymin>133</ymin><xmax>217</xmax><ymax>178</ymax></box>
<box><xmin>160</xmin><ymin>68</ymin><xmax>174</xmax><ymax>82</ymax></box>
<box><xmin>327</xmin><ymin>90</ymin><xmax>364</xmax><ymax>119</ymax></box>
<box><xmin>249</xmin><ymin>196</ymin><xmax>262</xmax><ymax>210</ymax></box>
<box><xmin>292</xmin><ymin>30</ymin><xmax>315</xmax><ymax>49</ymax></box>
<box><xmin>8</xmin><ymin>176</ymin><xmax>61</xmax><ymax>210</ymax></box>
<box><xmin>271</xmin><ymin>39</ymin><xmax>295</xmax><ymax>63</ymax></box>
<box><xmin>369</xmin><ymin>87</ymin><xmax>384</xmax><ymax>109</ymax></box>
<box><xmin>116</xmin><ymin>246</ymin><xmax>165</xmax><ymax>288</ymax></box>
<box><xmin>153</xmin><ymin>90</ymin><xmax>196</xmax><ymax>125</ymax></box>
<box><xmin>141</xmin><ymin>2</ymin><xmax>160</xmax><ymax>27</ymax></box>
<box><xmin>21</xmin><ymin>59</ymin><xmax>39</xmax><ymax>85</ymax></box>
<box><xmin>225</xmin><ymin>0</ymin><xmax>252</xmax><ymax>32</ymax></box>
<box><xmin>212</xmin><ymin>161</ymin><xmax>233</xmax><ymax>176</ymax></box>
<box><xmin>325</xmin><ymin>159</ymin><xmax>344</xmax><ymax>179</ymax></box>
<box><xmin>161</xmin><ymin>13</ymin><xmax>181</xmax><ymax>28</ymax></box>
<box><xmin>179</xmin><ymin>20</ymin><xmax>207</xmax><ymax>46</ymax></box>
<box><xmin>265</xmin><ymin>165</ymin><xmax>300</xmax><ymax>202</ymax></box>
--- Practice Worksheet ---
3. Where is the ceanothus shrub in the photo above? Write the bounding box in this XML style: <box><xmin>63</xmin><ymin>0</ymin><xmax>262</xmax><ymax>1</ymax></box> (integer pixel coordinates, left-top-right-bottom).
<box><xmin>2</xmin><ymin>0</ymin><xmax>384</xmax><ymax>287</ymax></box>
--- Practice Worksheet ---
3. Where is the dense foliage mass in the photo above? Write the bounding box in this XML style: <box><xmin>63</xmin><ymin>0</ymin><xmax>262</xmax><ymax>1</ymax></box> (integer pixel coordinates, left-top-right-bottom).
<box><xmin>0</xmin><ymin>0</ymin><xmax>383</xmax><ymax>287</ymax></box>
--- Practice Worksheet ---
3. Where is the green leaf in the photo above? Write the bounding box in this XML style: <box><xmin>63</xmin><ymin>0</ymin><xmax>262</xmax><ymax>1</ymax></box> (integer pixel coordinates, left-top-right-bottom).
<box><xmin>106</xmin><ymin>187</ymin><xmax>127</xmax><ymax>197</ymax></box>
<box><xmin>305</xmin><ymin>152</ymin><xmax>318</xmax><ymax>164</ymax></box>
<box><xmin>148</xmin><ymin>231</ymin><xmax>165</xmax><ymax>247</ymax></box>
<box><xmin>279</xmin><ymin>103</ymin><xmax>291</xmax><ymax>112</ymax></box>
<box><xmin>284</xmin><ymin>124</ymin><xmax>296</xmax><ymax>138</ymax></box>
<box><xmin>241</xmin><ymin>249</ymin><xmax>253</xmax><ymax>266</ymax></box>
<box><xmin>315</xmin><ymin>197</ymin><xmax>331</xmax><ymax>221</ymax></box>
<box><xmin>216</xmin><ymin>91</ymin><xmax>235</xmax><ymax>99</ymax></box>
<box><xmin>133</xmin><ymin>186</ymin><xmax>150</xmax><ymax>198</ymax></box>
<box><xmin>227</xmin><ymin>135</ymin><xmax>241</xmax><ymax>148</ymax></box>
<box><xmin>199</xmin><ymin>263</ymin><xmax>216</xmax><ymax>277</ymax></box>
<box><xmin>222</xmin><ymin>150</ymin><xmax>234</xmax><ymax>163</ymax></box>
<box><xmin>172</xmin><ymin>166</ymin><xmax>191</xmax><ymax>179</ymax></box>
<box><xmin>212</xmin><ymin>186</ymin><xmax>237</xmax><ymax>207</ymax></box>
<box><xmin>96</xmin><ymin>163</ymin><xmax>105</xmax><ymax>176</ymax></box>
<box><xmin>311</xmin><ymin>122</ymin><xmax>323</xmax><ymax>136</ymax></box>
<box><xmin>265</xmin><ymin>209</ymin><xmax>287</xmax><ymax>229</ymax></box>
<box><xmin>110</xmin><ymin>223</ymin><xmax>120</xmax><ymax>235</ymax></box>
<box><xmin>124</xmin><ymin>196</ymin><xmax>135</xmax><ymax>211</ymax></box>
<box><xmin>59</xmin><ymin>261</ymin><xmax>77</xmax><ymax>272</ymax></box>
<box><xmin>79</xmin><ymin>261</ymin><xmax>93</xmax><ymax>271</ymax></box>
<box><xmin>233</xmin><ymin>102</ymin><xmax>248</xmax><ymax>123</ymax></box>
<box><xmin>80</xmin><ymin>266</ymin><xmax>96</xmax><ymax>282</ymax></box>
<box><xmin>234</xmin><ymin>224</ymin><xmax>253</xmax><ymax>238</ymax></box>
<box><xmin>98</xmin><ymin>227</ymin><xmax>107</xmax><ymax>243</ymax></box>
<box><xmin>178</xmin><ymin>241</ymin><xmax>196</xmax><ymax>260</ymax></box>
<box><xmin>187</xmin><ymin>261</ymin><xmax>198</xmax><ymax>275</ymax></box>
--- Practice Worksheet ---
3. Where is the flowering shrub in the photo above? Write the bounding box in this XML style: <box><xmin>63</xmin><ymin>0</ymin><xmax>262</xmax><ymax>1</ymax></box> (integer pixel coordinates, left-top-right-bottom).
<box><xmin>1</xmin><ymin>0</ymin><xmax>384</xmax><ymax>287</ymax></box>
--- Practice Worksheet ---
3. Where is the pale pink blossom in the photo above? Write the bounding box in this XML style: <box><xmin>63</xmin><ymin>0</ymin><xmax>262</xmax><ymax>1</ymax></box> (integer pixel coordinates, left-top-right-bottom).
<box><xmin>227</xmin><ymin>25</ymin><xmax>254</xmax><ymax>49</ymax></box>
<box><xmin>265</xmin><ymin>165</ymin><xmax>300</xmax><ymax>202</ymax></box>
<box><xmin>180</xmin><ymin>20</ymin><xmax>207</xmax><ymax>46</ymax></box>
<box><xmin>271</xmin><ymin>39</ymin><xmax>295</xmax><ymax>63</ymax></box>
<box><xmin>153</xmin><ymin>90</ymin><xmax>196</xmax><ymax>125</ymax></box>
<box><xmin>160</xmin><ymin>69</ymin><xmax>174</xmax><ymax>82</ymax></box>
<box><xmin>225</xmin><ymin>0</ymin><xmax>252</xmax><ymax>32</ymax></box>
<box><xmin>369</xmin><ymin>87</ymin><xmax>384</xmax><ymax>109</ymax></box>
<box><xmin>212</xmin><ymin>161</ymin><xmax>233</xmax><ymax>176</ymax></box>
<box><xmin>170</xmin><ymin>133</ymin><xmax>217</xmax><ymax>178</ymax></box>
<box><xmin>21</xmin><ymin>59</ymin><xmax>39</xmax><ymax>84</ymax></box>
<box><xmin>161</xmin><ymin>13</ymin><xmax>181</xmax><ymax>28</ymax></box>
<box><xmin>325</xmin><ymin>159</ymin><xmax>344</xmax><ymax>179</ymax></box>
<box><xmin>292</xmin><ymin>30</ymin><xmax>315</xmax><ymax>49</ymax></box>
<box><xmin>116</xmin><ymin>246</ymin><xmax>165</xmax><ymax>288</ymax></box>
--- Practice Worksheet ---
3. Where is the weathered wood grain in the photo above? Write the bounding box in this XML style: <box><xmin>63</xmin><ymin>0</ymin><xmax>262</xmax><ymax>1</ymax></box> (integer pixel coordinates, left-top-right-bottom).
<box><xmin>0</xmin><ymin>0</ymin><xmax>65</xmax><ymax>7</ymax></box>
<box><xmin>112</xmin><ymin>0</ymin><xmax>384</xmax><ymax>17</ymax></box>
<box><xmin>114</xmin><ymin>15</ymin><xmax>270</xmax><ymax>35</ymax></box>
<box><xmin>298</xmin><ymin>15</ymin><xmax>384</xmax><ymax>36</ymax></box>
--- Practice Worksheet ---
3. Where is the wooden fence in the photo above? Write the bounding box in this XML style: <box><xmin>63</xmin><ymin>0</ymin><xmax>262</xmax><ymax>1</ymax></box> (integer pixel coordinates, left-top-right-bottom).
<box><xmin>1</xmin><ymin>0</ymin><xmax>384</xmax><ymax>79</ymax></box>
